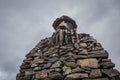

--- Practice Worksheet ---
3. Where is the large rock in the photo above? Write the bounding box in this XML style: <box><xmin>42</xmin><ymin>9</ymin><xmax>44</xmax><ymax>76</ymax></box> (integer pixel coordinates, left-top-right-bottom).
<box><xmin>101</xmin><ymin>69</ymin><xmax>120</xmax><ymax>77</ymax></box>
<box><xmin>89</xmin><ymin>69</ymin><xmax>101</xmax><ymax>78</ymax></box>
<box><xmin>77</xmin><ymin>58</ymin><xmax>98</xmax><ymax>68</ymax></box>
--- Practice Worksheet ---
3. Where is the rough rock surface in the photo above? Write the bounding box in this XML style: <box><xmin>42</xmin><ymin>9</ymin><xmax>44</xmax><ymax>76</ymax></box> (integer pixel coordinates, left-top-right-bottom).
<box><xmin>16</xmin><ymin>16</ymin><xmax>120</xmax><ymax>80</ymax></box>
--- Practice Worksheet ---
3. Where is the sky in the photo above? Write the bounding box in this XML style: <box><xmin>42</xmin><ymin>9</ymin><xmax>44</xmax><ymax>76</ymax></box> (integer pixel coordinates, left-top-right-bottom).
<box><xmin>0</xmin><ymin>0</ymin><xmax>120</xmax><ymax>80</ymax></box>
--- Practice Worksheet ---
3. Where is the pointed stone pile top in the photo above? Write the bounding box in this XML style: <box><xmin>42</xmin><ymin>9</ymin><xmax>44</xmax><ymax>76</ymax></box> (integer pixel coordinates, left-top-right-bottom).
<box><xmin>17</xmin><ymin>16</ymin><xmax>120</xmax><ymax>80</ymax></box>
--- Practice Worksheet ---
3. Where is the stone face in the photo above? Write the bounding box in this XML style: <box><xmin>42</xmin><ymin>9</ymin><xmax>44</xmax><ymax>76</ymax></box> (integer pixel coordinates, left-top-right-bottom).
<box><xmin>77</xmin><ymin>58</ymin><xmax>98</xmax><ymax>68</ymax></box>
<box><xmin>16</xmin><ymin>16</ymin><xmax>120</xmax><ymax>80</ymax></box>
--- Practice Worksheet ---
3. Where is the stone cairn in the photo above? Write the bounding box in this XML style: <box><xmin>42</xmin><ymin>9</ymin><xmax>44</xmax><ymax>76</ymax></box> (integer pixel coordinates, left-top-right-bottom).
<box><xmin>17</xmin><ymin>16</ymin><xmax>120</xmax><ymax>80</ymax></box>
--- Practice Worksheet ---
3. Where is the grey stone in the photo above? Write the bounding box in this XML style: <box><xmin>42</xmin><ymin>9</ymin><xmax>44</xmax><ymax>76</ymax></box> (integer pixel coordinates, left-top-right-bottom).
<box><xmin>78</xmin><ymin>49</ymin><xmax>88</xmax><ymax>55</ymax></box>
<box><xmin>51</xmin><ymin>61</ymin><xmax>62</xmax><ymax>68</ymax></box>
<box><xmin>63</xmin><ymin>66</ymin><xmax>72</xmax><ymax>75</ymax></box>
<box><xmin>89</xmin><ymin>69</ymin><xmax>101</xmax><ymax>78</ymax></box>
<box><xmin>100</xmin><ymin>61</ymin><xmax>115</xmax><ymax>68</ymax></box>
<box><xmin>49</xmin><ymin>72</ymin><xmax>63</xmax><ymax>80</ymax></box>
<box><xmin>77</xmin><ymin>58</ymin><xmax>98</xmax><ymax>68</ymax></box>
<box><xmin>20</xmin><ymin>63</ymin><xmax>30</xmax><ymax>69</ymax></box>
<box><xmin>32</xmin><ymin>58</ymin><xmax>44</xmax><ymax>64</ymax></box>
<box><xmin>101</xmin><ymin>69</ymin><xmax>120</xmax><ymax>77</ymax></box>
<box><xmin>49</xmin><ymin>57</ymin><xmax>59</xmax><ymax>63</ymax></box>
<box><xmin>71</xmin><ymin>67</ymin><xmax>85</xmax><ymax>73</ymax></box>
<box><xmin>83</xmin><ymin>78</ymin><xmax>109</xmax><ymax>80</ymax></box>
<box><xmin>23</xmin><ymin>58</ymin><xmax>32</xmax><ymax>63</ymax></box>
<box><xmin>43</xmin><ymin>63</ymin><xmax>52</xmax><ymax>69</ymax></box>
<box><xmin>88</xmin><ymin>52</ymin><xmax>108</xmax><ymax>58</ymax></box>
<box><xmin>79</xmin><ymin>43</ymin><xmax>87</xmax><ymax>48</ymax></box>
<box><xmin>74</xmin><ymin>55</ymin><xmax>88</xmax><ymax>59</ymax></box>
<box><xmin>65</xmin><ymin>73</ymin><xmax>88</xmax><ymax>79</ymax></box>
<box><xmin>65</xmin><ymin>61</ymin><xmax>77</xmax><ymax>68</ymax></box>
<box><xmin>35</xmin><ymin>70</ymin><xmax>48</xmax><ymax>79</ymax></box>
<box><xmin>33</xmin><ymin>67</ymin><xmax>41</xmax><ymax>71</ymax></box>
<box><xmin>25</xmin><ymin>69</ymin><xmax>34</xmax><ymax>76</ymax></box>
<box><xmin>31</xmin><ymin>63</ymin><xmax>38</xmax><ymax>67</ymax></box>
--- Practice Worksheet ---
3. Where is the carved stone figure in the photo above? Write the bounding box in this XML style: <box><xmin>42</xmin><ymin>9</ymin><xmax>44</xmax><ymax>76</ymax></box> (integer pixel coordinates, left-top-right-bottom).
<box><xmin>51</xmin><ymin>16</ymin><xmax>80</xmax><ymax>48</ymax></box>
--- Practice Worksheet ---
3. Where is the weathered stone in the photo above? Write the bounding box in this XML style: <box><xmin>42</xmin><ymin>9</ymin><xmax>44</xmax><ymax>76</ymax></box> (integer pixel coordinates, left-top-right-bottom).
<box><xmin>74</xmin><ymin>55</ymin><xmax>88</xmax><ymax>59</ymax></box>
<box><xmin>63</xmin><ymin>66</ymin><xmax>72</xmax><ymax>75</ymax></box>
<box><xmin>49</xmin><ymin>57</ymin><xmax>59</xmax><ymax>63</ymax></box>
<box><xmin>78</xmin><ymin>49</ymin><xmax>88</xmax><ymax>55</ymax></box>
<box><xmin>33</xmin><ymin>58</ymin><xmax>44</xmax><ymax>64</ymax></box>
<box><xmin>73</xmin><ymin>49</ymin><xmax>79</xmax><ymax>53</ymax></box>
<box><xmin>43</xmin><ymin>63</ymin><xmax>52</xmax><ymax>69</ymax></box>
<box><xmin>71</xmin><ymin>67</ymin><xmax>85</xmax><ymax>73</ymax></box>
<box><xmin>89</xmin><ymin>69</ymin><xmax>101</xmax><ymax>78</ymax></box>
<box><xmin>77</xmin><ymin>58</ymin><xmax>98</xmax><ymax>68</ymax></box>
<box><xmin>65</xmin><ymin>62</ymin><xmax>77</xmax><ymax>68</ymax></box>
<box><xmin>101</xmin><ymin>69</ymin><xmax>120</xmax><ymax>77</ymax></box>
<box><xmin>23</xmin><ymin>75</ymin><xmax>32</xmax><ymax>80</ymax></box>
<box><xmin>49</xmin><ymin>72</ymin><xmax>63</xmax><ymax>80</ymax></box>
<box><xmin>54</xmin><ymin>68</ymin><xmax>62</xmax><ymax>72</ymax></box>
<box><xmin>101</xmin><ymin>59</ymin><xmax>111</xmax><ymax>62</ymax></box>
<box><xmin>33</xmin><ymin>67</ymin><xmax>41</xmax><ymax>71</ymax></box>
<box><xmin>65</xmin><ymin>57</ymin><xmax>76</xmax><ymax>62</ymax></box>
<box><xmin>88</xmin><ymin>50</ymin><xmax>107</xmax><ymax>54</ymax></box>
<box><xmin>31</xmin><ymin>63</ymin><xmax>38</xmax><ymax>67</ymax></box>
<box><xmin>20</xmin><ymin>63</ymin><xmax>30</xmax><ymax>69</ymax></box>
<box><xmin>80</xmin><ymin>43</ymin><xmax>87</xmax><ymax>48</ymax></box>
<box><xmin>25</xmin><ymin>69</ymin><xmax>34</xmax><ymax>76</ymax></box>
<box><xmin>83</xmin><ymin>78</ymin><xmax>109</xmax><ymax>80</ymax></box>
<box><xmin>51</xmin><ymin>61</ymin><xmax>62</xmax><ymax>68</ymax></box>
<box><xmin>65</xmin><ymin>73</ymin><xmax>88</xmax><ymax>79</ymax></box>
<box><xmin>23</xmin><ymin>57</ymin><xmax>33</xmax><ymax>63</ymax></box>
<box><xmin>35</xmin><ymin>70</ymin><xmax>48</xmax><ymax>79</ymax></box>
<box><xmin>83</xmin><ymin>67</ymin><xmax>91</xmax><ymax>73</ymax></box>
<box><xmin>100</xmin><ymin>61</ymin><xmax>115</xmax><ymax>68</ymax></box>
<box><xmin>88</xmin><ymin>52</ymin><xmax>108</xmax><ymax>58</ymax></box>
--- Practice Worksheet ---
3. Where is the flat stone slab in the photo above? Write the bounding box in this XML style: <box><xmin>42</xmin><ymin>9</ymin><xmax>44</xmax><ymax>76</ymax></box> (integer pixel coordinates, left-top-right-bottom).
<box><xmin>77</xmin><ymin>58</ymin><xmax>98</xmax><ymax>68</ymax></box>
<box><xmin>101</xmin><ymin>69</ymin><xmax>120</xmax><ymax>77</ymax></box>
<box><xmin>65</xmin><ymin>73</ymin><xmax>88</xmax><ymax>79</ymax></box>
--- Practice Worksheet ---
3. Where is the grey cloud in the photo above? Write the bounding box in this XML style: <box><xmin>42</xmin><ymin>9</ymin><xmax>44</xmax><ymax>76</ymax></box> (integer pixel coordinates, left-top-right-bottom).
<box><xmin>0</xmin><ymin>0</ymin><xmax>120</xmax><ymax>80</ymax></box>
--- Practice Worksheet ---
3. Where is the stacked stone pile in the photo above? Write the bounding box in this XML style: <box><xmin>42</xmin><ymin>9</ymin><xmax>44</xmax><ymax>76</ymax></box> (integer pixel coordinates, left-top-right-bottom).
<box><xmin>17</xmin><ymin>33</ymin><xmax>120</xmax><ymax>80</ymax></box>
<box><xmin>16</xmin><ymin>16</ymin><xmax>120</xmax><ymax>80</ymax></box>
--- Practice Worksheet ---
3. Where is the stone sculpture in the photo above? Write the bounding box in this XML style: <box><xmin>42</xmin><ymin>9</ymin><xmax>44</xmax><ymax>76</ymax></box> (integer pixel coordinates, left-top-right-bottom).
<box><xmin>16</xmin><ymin>16</ymin><xmax>120</xmax><ymax>80</ymax></box>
